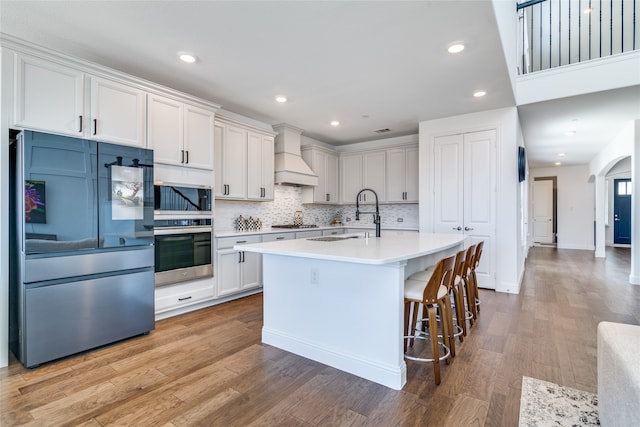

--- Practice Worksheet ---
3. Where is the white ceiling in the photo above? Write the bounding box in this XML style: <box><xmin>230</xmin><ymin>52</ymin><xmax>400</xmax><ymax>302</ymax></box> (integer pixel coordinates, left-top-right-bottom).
<box><xmin>1</xmin><ymin>1</ymin><xmax>637</xmax><ymax>168</ymax></box>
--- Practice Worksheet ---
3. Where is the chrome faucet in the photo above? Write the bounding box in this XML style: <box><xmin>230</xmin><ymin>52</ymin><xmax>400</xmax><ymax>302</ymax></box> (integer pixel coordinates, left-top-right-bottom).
<box><xmin>355</xmin><ymin>188</ymin><xmax>381</xmax><ymax>237</ymax></box>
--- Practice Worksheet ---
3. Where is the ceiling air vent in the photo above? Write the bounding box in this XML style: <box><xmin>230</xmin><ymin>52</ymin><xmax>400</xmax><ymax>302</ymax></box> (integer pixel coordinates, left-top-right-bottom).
<box><xmin>373</xmin><ymin>128</ymin><xmax>391</xmax><ymax>134</ymax></box>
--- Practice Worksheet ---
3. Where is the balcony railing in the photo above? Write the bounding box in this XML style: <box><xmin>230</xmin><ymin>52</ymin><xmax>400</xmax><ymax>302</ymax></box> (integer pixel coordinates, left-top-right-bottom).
<box><xmin>518</xmin><ymin>0</ymin><xmax>639</xmax><ymax>74</ymax></box>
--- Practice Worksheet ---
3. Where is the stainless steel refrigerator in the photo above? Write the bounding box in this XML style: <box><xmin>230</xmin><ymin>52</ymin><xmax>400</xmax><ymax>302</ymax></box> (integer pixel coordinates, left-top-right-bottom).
<box><xmin>9</xmin><ymin>130</ymin><xmax>155</xmax><ymax>367</ymax></box>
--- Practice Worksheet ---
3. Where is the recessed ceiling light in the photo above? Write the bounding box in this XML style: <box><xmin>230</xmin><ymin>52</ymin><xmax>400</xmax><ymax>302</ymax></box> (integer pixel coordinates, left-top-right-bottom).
<box><xmin>448</xmin><ymin>43</ymin><xmax>465</xmax><ymax>54</ymax></box>
<box><xmin>275</xmin><ymin>96</ymin><xmax>288</xmax><ymax>103</ymax></box>
<box><xmin>178</xmin><ymin>52</ymin><xmax>198</xmax><ymax>63</ymax></box>
<box><xmin>558</xmin><ymin>152</ymin><xmax>566</xmax><ymax>157</ymax></box>
<box><xmin>330</xmin><ymin>120</ymin><xmax>340</xmax><ymax>126</ymax></box>
<box><xmin>473</xmin><ymin>91</ymin><xmax>487</xmax><ymax>97</ymax></box>
<box><xmin>564</xmin><ymin>130</ymin><xmax>576</xmax><ymax>136</ymax></box>
<box><xmin>555</xmin><ymin>162</ymin><xmax>562</xmax><ymax>166</ymax></box>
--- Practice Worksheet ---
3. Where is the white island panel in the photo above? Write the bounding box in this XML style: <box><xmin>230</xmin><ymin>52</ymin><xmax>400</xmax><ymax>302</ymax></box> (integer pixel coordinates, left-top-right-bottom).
<box><xmin>262</xmin><ymin>254</ymin><xmax>407</xmax><ymax>389</ymax></box>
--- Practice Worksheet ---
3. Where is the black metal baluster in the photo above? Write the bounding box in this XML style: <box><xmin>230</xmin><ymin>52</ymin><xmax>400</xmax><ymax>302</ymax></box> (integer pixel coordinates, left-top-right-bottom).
<box><xmin>569</xmin><ymin>0</ymin><xmax>572</xmax><ymax>63</ymax></box>
<box><xmin>549</xmin><ymin>0</ymin><xmax>553</xmax><ymax>68</ymax></box>
<box><xmin>589</xmin><ymin>0</ymin><xmax>593</xmax><ymax>59</ymax></box>
<box><xmin>611</xmin><ymin>0</ymin><xmax>614</xmax><ymax>55</ymax></box>
<box><xmin>621</xmin><ymin>0</ymin><xmax>625</xmax><ymax>52</ymax></box>
<box><xmin>600</xmin><ymin>0</ymin><xmax>603</xmax><ymax>57</ymax></box>
<box><xmin>559</xmin><ymin>0</ymin><xmax>562</xmax><ymax>66</ymax></box>
<box><xmin>540</xmin><ymin>3</ymin><xmax>543</xmax><ymax>69</ymax></box>
<box><xmin>579</xmin><ymin>0</ymin><xmax>582</xmax><ymax>62</ymax></box>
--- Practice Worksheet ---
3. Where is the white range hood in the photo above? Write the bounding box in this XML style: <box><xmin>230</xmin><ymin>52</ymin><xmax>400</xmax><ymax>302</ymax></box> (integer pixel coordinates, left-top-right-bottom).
<box><xmin>273</xmin><ymin>123</ymin><xmax>318</xmax><ymax>186</ymax></box>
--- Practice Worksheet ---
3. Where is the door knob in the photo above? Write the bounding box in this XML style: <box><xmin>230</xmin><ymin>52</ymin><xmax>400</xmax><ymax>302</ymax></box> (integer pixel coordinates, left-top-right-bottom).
<box><xmin>452</xmin><ymin>226</ymin><xmax>462</xmax><ymax>231</ymax></box>
<box><xmin>464</xmin><ymin>226</ymin><xmax>474</xmax><ymax>231</ymax></box>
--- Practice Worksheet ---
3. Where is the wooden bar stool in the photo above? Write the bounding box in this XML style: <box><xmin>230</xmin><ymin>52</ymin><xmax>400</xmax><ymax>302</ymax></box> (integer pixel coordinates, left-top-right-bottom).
<box><xmin>470</xmin><ymin>241</ymin><xmax>484</xmax><ymax>315</ymax></box>
<box><xmin>461</xmin><ymin>244</ymin><xmax>478</xmax><ymax>324</ymax></box>
<box><xmin>403</xmin><ymin>254</ymin><xmax>455</xmax><ymax>385</ymax></box>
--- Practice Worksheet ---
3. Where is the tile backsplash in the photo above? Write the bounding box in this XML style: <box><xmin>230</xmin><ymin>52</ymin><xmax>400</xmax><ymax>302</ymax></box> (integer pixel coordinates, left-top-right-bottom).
<box><xmin>215</xmin><ymin>186</ymin><xmax>418</xmax><ymax>231</ymax></box>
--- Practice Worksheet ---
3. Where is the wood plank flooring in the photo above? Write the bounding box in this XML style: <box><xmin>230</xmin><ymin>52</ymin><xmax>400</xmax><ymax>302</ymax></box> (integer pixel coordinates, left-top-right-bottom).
<box><xmin>2</xmin><ymin>246</ymin><xmax>638</xmax><ymax>426</ymax></box>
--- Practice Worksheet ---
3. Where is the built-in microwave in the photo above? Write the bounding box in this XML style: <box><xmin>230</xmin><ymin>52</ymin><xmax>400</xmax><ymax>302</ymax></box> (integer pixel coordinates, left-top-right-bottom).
<box><xmin>154</xmin><ymin>184</ymin><xmax>212</xmax><ymax>214</ymax></box>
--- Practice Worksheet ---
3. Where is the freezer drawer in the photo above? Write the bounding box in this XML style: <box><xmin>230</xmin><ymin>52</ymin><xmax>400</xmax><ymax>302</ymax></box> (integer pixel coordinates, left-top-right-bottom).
<box><xmin>23</xmin><ymin>269</ymin><xmax>154</xmax><ymax>367</ymax></box>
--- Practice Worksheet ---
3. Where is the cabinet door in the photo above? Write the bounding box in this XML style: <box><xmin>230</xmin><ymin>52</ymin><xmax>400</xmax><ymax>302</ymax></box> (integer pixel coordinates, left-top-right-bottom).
<box><xmin>241</xmin><ymin>251</ymin><xmax>261</xmax><ymax>290</ymax></box>
<box><xmin>221</xmin><ymin>126</ymin><xmax>247</xmax><ymax>199</ymax></box>
<box><xmin>434</xmin><ymin>134</ymin><xmax>464</xmax><ymax>233</ymax></box>
<box><xmin>147</xmin><ymin>94</ymin><xmax>183</xmax><ymax>166</ymax></box>
<box><xmin>217</xmin><ymin>249</ymin><xmax>242</xmax><ymax>296</ymax></box>
<box><xmin>14</xmin><ymin>53</ymin><xmax>84</xmax><ymax>136</ymax></box>
<box><xmin>312</xmin><ymin>150</ymin><xmax>328</xmax><ymax>202</ymax></box>
<box><xmin>247</xmin><ymin>133</ymin><xmax>275</xmax><ymax>200</ymax></box>
<box><xmin>326</xmin><ymin>152</ymin><xmax>339</xmax><ymax>203</ymax></box>
<box><xmin>261</xmin><ymin>136</ymin><xmax>275</xmax><ymax>200</ymax></box>
<box><xmin>362</xmin><ymin>151</ymin><xmax>386</xmax><ymax>203</ymax></box>
<box><xmin>184</xmin><ymin>104</ymin><xmax>215</xmax><ymax>170</ymax></box>
<box><xmin>340</xmin><ymin>154</ymin><xmax>363</xmax><ymax>204</ymax></box>
<box><xmin>247</xmin><ymin>132</ymin><xmax>263</xmax><ymax>199</ymax></box>
<box><xmin>386</xmin><ymin>149</ymin><xmax>406</xmax><ymax>203</ymax></box>
<box><xmin>404</xmin><ymin>146</ymin><xmax>419</xmax><ymax>202</ymax></box>
<box><xmin>90</xmin><ymin>77</ymin><xmax>146</xmax><ymax>147</ymax></box>
<box><xmin>214</xmin><ymin>123</ymin><xmax>225</xmax><ymax>197</ymax></box>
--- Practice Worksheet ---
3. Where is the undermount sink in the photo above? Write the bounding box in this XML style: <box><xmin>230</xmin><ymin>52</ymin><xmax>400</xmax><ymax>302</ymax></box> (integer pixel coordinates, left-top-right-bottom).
<box><xmin>307</xmin><ymin>235</ymin><xmax>361</xmax><ymax>242</ymax></box>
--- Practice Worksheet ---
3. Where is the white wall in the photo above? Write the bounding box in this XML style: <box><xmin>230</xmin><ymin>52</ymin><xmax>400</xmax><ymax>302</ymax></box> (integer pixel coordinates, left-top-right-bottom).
<box><xmin>529</xmin><ymin>165</ymin><xmax>595</xmax><ymax>250</ymax></box>
<box><xmin>419</xmin><ymin>107</ymin><xmax>523</xmax><ymax>294</ymax></box>
<box><xmin>0</xmin><ymin>44</ymin><xmax>10</xmax><ymax>367</ymax></box>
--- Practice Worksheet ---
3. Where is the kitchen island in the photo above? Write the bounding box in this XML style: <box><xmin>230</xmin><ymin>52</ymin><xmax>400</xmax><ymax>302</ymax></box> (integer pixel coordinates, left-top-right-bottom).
<box><xmin>234</xmin><ymin>231</ymin><xmax>467</xmax><ymax>389</ymax></box>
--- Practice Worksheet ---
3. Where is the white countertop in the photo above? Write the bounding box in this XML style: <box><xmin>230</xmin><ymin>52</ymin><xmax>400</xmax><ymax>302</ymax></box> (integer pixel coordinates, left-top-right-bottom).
<box><xmin>234</xmin><ymin>232</ymin><xmax>466</xmax><ymax>265</ymax></box>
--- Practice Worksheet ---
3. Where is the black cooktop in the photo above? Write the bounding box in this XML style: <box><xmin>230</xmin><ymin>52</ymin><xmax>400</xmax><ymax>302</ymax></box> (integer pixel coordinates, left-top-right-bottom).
<box><xmin>271</xmin><ymin>224</ymin><xmax>318</xmax><ymax>229</ymax></box>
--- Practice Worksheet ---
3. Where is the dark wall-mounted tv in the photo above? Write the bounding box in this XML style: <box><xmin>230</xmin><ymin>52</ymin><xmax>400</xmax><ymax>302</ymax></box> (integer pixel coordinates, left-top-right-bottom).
<box><xmin>518</xmin><ymin>146</ymin><xmax>526</xmax><ymax>182</ymax></box>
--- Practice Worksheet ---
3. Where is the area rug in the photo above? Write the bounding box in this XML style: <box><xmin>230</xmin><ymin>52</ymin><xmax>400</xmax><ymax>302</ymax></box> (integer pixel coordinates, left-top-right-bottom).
<box><xmin>518</xmin><ymin>376</ymin><xmax>600</xmax><ymax>426</ymax></box>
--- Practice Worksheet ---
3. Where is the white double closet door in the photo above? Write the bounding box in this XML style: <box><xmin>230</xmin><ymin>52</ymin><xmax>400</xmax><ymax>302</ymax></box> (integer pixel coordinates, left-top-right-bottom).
<box><xmin>433</xmin><ymin>130</ymin><xmax>496</xmax><ymax>289</ymax></box>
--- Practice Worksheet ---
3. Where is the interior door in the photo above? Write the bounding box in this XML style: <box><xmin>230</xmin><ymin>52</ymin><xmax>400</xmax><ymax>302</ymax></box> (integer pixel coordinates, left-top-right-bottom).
<box><xmin>613</xmin><ymin>179</ymin><xmax>632</xmax><ymax>244</ymax></box>
<box><xmin>533</xmin><ymin>179</ymin><xmax>554</xmax><ymax>244</ymax></box>
<box><xmin>433</xmin><ymin>130</ymin><xmax>496</xmax><ymax>289</ymax></box>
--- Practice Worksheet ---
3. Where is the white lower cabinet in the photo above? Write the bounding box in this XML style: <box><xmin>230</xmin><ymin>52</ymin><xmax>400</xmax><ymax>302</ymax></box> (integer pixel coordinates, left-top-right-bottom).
<box><xmin>155</xmin><ymin>280</ymin><xmax>215</xmax><ymax>313</ymax></box>
<box><xmin>216</xmin><ymin>235</ymin><xmax>262</xmax><ymax>297</ymax></box>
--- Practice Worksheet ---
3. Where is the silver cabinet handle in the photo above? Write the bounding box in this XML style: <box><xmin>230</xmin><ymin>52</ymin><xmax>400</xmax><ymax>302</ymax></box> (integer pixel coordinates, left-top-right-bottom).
<box><xmin>464</xmin><ymin>226</ymin><xmax>474</xmax><ymax>231</ymax></box>
<box><xmin>276</xmin><ymin>237</ymin><xmax>285</xmax><ymax>240</ymax></box>
<box><xmin>452</xmin><ymin>226</ymin><xmax>462</xmax><ymax>231</ymax></box>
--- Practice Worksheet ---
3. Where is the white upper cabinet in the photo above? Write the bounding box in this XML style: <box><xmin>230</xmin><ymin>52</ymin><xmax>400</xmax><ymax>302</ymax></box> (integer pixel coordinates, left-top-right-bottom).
<box><xmin>341</xmin><ymin>151</ymin><xmax>386</xmax><ymax>204</ymax></box>
<box><xmin>215</xmin><ymin>122</ymin><xmax>247</xmax><ymax>199</ymax></box>
<box><xmin>13</xmin><ymin>53</ymin><xmax>146</xmax><ymax>147</ymax></box>
<box><xmin>90</xmin><ymin>76</ymin><xmax>146</xmax><ymax>147</ymax></box>
<box><xmin>148</xmin><ymin>93</ymin><xmax>215</xmax><ymax>169</ymax></box>
<box><xmin>340</xmin><ymin>153</ymin><xmax>364</xmax><ymax>204</ymax></box>
<box><xmin>215</xmin><ymin>118</ymin><xmax>275</xmax><ymax>201</ymax></box>
<box><xmin>14</xmin><ymin>53</ymin><xmax>85</xmax><ymax>137</ymax></box>
<box><xmin>301</xmin><ymin>146</ymin><xmax>338</xmax><ymax>204</ymax></box>
<box><xmin>183</xmin><ymin>103</ymin><xmax>216</xmax><ymax>170</ymax></box>
<box><xmin>247</xmin><ymin>132</ymin><xmax>275</xmax><ymax>200</ymax></box>
<box><xmin>386</xmin><ymin>145</ymin><xmax>419</xmax><ymax>203</ymax></box>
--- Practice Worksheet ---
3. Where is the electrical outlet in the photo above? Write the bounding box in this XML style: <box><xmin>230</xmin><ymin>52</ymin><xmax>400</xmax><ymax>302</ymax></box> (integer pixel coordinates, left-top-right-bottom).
<box><xmin>397</xmin><ymin>218</ymin><xmax>404</xmax><ymax>222</ymax></box>
<box><xmin>346</xmin><ymin>217</ymin><xmax>352</xmax><ymax>222</ymax></box>
<box><xmin>310</xmin><ymin>269</ymin><xmax>319</xmax><ymax>284</ymax></box>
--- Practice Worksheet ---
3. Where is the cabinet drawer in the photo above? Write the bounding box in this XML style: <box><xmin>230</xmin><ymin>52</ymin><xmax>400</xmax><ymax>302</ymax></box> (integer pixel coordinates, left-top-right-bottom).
<box><xmin>155</xmin><ymin>281</ymin><xmax>214</xmax><ymax>311</ymax></box>
<box><xmin>262</xmin><ymin>233</ymin><xmax>294</xmax><ymax>242</ymax></box>
<box><xmin>322</xmin><ymin>229</ymin><xmax>345</xmax><ymax>236</ymax></box>
<box><xmin>216</xmin><ymin>235</ymin><xmax>261</xmax><ymax>250</ymax></box>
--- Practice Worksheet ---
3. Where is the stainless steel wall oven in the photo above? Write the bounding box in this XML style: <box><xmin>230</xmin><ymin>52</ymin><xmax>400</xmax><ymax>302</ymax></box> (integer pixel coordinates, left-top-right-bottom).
<box><xmin>154</xmin><ymin>219</ymin><xmax>213</xmax><ymax>287</ymax></box>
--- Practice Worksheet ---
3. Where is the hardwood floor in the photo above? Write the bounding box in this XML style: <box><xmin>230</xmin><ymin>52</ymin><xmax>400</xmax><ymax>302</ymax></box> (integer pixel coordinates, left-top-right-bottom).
<box><xmin>2</xmin><ymin>247</ymin><xmax>638</xmax><ymax>426</ymax></box>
